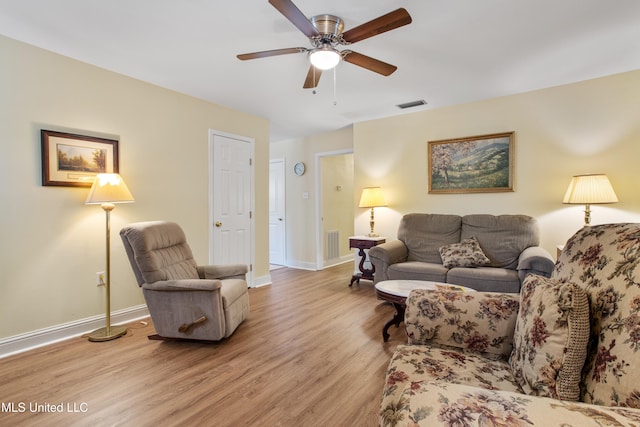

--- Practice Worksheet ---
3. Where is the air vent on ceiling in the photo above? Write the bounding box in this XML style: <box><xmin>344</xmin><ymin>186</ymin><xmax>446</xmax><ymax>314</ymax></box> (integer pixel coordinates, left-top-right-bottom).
<box><xmin>396</xmin><ymin>99</ymin><xmax>427</xmax><ymax>109</ymax></box>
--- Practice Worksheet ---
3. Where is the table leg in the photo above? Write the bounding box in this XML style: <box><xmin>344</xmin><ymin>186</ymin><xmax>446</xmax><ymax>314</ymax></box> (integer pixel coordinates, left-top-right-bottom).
<box><xmin>349</xmin><ymin>247</ymin><xmax>375</xmax><ymax>286</ymax></box>
<box><xmin>382</xmin><ymin>302</ymin><xmax>405</xmax><ymax>342</ymax></box>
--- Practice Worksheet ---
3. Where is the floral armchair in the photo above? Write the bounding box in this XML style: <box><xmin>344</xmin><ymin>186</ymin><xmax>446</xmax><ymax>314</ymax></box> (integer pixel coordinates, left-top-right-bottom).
<box><xmin>380</xmin><ymin>223</ymin><xmax>640</xmax><ymax>426</ymax></box>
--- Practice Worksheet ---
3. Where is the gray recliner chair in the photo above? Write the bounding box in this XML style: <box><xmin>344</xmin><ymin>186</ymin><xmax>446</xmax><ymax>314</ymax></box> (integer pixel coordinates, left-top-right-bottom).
<box><xmin>120</xmin><ymin>221</ymin><xmax>249</xmax><ymax>341</ymax></box>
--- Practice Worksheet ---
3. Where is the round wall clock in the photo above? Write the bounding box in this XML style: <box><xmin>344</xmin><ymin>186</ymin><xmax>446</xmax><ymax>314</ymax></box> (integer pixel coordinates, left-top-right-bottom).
<box><xmin>294</xmin><ymin>162</ymin><xmax>306</xmax><ymax>176</ymax></box>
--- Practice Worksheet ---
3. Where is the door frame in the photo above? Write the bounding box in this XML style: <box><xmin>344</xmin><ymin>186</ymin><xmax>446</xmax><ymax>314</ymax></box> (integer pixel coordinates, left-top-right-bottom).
<box><xmin>314</xmin><ymin>148</ymin><xmax>354</xmax><ymax>270</ymax></box>
<box><xmin>269</xmin><ymin>158</ymin><xmax>286</xmax><ymax>266</ymax></box>
<box><xmin>208</xmin><ymin>128</ymin><xmax>255</xmax><ymax>286</ymax></box>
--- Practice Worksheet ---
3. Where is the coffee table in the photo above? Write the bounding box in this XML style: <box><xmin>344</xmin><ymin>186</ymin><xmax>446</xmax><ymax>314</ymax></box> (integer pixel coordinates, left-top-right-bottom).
<box><xmin>374</xmin><ymin>280</ymin><xmax>473</xmax><ymax>342</ymax></box>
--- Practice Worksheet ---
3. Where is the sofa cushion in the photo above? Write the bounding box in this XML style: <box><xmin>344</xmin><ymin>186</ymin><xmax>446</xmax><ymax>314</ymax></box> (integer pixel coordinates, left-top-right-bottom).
<box><xmin>380</xmin><ymin>379</ymin><xmax>640</xmax><ymax>427</ymax></box>
<box><xmin>439</xmin><ymin>236</ymin><xmax>490</xmax><ymax>268</ymax></box>
<box><xmin>398</xmin><ymin>213</ymin><xmax>461</xmax><ymax>264</ymax></box>
<box><xmin>387</xmin><ymin>261</ymin><xmax>448</xmax><ymax>283</ymax></box>
<box><xmin>446</xmin><ymin>267</ymin><xmax>521</xmax><ymax>293</ymax></box>
<box><xmin>461</xmin><ymin>214</ymin><xmax>539</xmax><ymax>270</ymax></box>
<box><xmin>553</xmin><ymin>223</ymin><xmax>640</xmax><ymax>407</ymax></box>
<box><xmin>380</xmin><ymin>344</ymin><xmax>525</xmax><ymax>427</ymax></box>
<box><xmin>509</xmin><ymin>274</ymin><xmax>590</xmax><ymax>401</ymax></box>
<box><xmin>381</xmin><ymin>345</ymin><xmax>523</xmax><ymax>420</ymax></box>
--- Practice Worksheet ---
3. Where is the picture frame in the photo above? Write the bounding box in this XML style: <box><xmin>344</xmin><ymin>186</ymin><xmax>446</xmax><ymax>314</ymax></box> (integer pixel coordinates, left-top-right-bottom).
<box><xmin>428</xmin><ymin>131</ymin><xmax>514</xmax><ymax>194</ymax></box>
<box><xmin>41</xmin><ymin>130</ymin><xmax>119</xmax><ymax>187</ymax></box>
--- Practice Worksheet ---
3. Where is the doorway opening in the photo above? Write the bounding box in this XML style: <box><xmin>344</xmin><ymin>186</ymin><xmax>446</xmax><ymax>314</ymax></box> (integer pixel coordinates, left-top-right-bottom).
<box><xmin>315</xmin><ymin>149</ymin><xmax>354</xmax><ymax>270</ymax></box>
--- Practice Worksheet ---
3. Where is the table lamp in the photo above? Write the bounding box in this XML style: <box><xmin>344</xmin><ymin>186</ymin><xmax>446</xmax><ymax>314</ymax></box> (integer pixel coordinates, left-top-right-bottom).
<box><xmin>85</xmin><ymin>173</ymin><xmax>135</xmax><ymax>341</ymax></box>
<box><xmin>359</xmin><ymin>187</ymin><xmax>387</xmax><ymax>237</ymax></box>
<box><xmin>563</xmin><ymin>174</ymin><xmax>618</xmax><ymax>226</ymax></box>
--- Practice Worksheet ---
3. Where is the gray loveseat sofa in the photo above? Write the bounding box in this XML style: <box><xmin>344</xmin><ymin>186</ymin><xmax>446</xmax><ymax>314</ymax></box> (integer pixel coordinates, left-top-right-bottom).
<box><xmin>368</xmin><ymin>213</ymin><xmax>554</xmax><ymax>293</ymax></box>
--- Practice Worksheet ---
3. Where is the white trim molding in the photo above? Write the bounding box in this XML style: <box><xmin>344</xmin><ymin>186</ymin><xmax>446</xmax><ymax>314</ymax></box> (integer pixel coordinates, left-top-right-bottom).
<box><xmin>0</xmin><ymin>304</ymin><xmax>149</xmax><ymax>359</ymax></box>
<box><xmin>252</xmin><ymin>273</ymin><xmax>272</xmax><ymax>288</ymax></box>
<box><xmin>323</xmin><ymin>254</ymin><xmax>353</xmax><ymax>269</ymax></box>
<box><xmin>285</xmin><ymin>260</ymin><xmax>318</xmax><ymax>271</ymax></box>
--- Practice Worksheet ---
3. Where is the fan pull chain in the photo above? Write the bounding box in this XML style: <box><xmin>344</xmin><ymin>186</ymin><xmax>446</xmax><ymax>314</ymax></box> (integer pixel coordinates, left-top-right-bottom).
<box><xmin>333</xmin><ymin>67</ymin><xmax>337</xmax><ymax>106</ymax></box>
<box><xmin>312</xmin><ymin>66</ymin><xmax>318</xmax><ymax>95</ymax></box>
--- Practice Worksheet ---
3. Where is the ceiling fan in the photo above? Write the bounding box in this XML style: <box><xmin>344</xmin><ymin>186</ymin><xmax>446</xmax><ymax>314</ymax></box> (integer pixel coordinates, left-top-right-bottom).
<box><xmin>237</xmin><ymin>0</ymin><xmax>412</xmax><ymax>89</ymax></box>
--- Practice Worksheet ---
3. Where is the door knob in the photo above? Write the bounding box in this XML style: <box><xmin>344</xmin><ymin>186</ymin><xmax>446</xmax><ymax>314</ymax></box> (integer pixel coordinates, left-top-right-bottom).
<box><xmin>278</xmin><ymin>218</ymin><xmax>283</xmax><ymax>221</ymax></box>
<box><xmin>215</xmin><ymin>221</ymin><xmax>222</xmax><ymax>227</ymax></box>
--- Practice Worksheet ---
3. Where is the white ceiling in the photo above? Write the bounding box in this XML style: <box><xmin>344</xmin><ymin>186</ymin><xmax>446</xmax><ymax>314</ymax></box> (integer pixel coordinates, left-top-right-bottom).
<box><xmin>1</xmin><ymin>0</ymin><xmax>639</xmax><ymax>142</ymax></box>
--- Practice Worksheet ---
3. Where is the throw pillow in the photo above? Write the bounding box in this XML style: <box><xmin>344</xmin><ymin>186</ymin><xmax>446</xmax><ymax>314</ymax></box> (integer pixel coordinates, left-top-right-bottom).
<box><xmin>439</xmin><ymin>236</ymin><xmax>490</xmax><ymax>268</ymax></box>
<box><xmin>509</xmin><ymin>274</ymin><xmax>590</xmax><ymax>401</ymax></box>
<box><xmin>553</xmin><ymin>223</ymin><xmax>640</xmax><ymax>406</ymax></box>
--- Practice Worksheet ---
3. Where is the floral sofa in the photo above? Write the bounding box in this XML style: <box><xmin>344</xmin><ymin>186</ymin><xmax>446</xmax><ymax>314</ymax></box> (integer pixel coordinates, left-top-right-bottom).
<box><xmin>380</xmin><ymin>223</ymin><xmax>640</xmax><ymax>426</ymax></box>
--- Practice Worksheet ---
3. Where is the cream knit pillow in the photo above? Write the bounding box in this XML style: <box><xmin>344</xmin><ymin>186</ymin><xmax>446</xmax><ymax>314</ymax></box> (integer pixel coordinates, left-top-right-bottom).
<box><xmin>509</xmin><ymin>274</ymin><xmax>590</xmax><ymax>401</ymax></box>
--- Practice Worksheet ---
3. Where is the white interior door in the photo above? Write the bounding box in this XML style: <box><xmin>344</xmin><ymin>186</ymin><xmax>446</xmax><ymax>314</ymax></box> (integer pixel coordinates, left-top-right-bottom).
<box><xmin>209</xmin><ymin>130</ymin><xmax>253</xmax><ymax>284</ymax></box>
<box><xmin>269</xmin><ymin>159</ymin><xmax>286</xmax><ymax>266</ymax></box>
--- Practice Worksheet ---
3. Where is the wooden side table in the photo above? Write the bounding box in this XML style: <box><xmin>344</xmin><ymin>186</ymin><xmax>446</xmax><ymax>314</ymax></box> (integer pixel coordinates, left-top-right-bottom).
<box><xmin>349</xmin><ymin>236</ymin><xmax>385</xmax><ymax>286</ymax></box>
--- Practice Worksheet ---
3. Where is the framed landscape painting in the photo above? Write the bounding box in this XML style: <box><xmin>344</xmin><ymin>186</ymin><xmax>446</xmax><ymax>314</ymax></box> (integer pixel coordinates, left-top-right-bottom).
<box><xmin>428</xmin><ymin>132</ymin><xmax>514</xmax><ymax>194</ymax></box>
<box><xmin>41</xmin><ymin>130</ymin><xmax>119</xmax><ymax>187</ymax></box>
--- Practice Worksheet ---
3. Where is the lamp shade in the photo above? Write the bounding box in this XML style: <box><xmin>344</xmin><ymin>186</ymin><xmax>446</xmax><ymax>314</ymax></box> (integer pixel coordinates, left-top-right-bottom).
<box><xmin>359</xmin><ymin>187</ymin><xmax>387</xmax><ymax>208</ymax></box>
<box><xmin>562</xmin><ymin>174</ymin><xmax>618</xmax><ymax>205</ymax></box>
<box><xmin>309</xmin><ymin>46</ymin><xmax>340</xmax><ymax>70</ymax></box>
<box><xmin>86</xmin><ymin>173</ymin><xmax>135</xmax><ymax>205</ymax></box>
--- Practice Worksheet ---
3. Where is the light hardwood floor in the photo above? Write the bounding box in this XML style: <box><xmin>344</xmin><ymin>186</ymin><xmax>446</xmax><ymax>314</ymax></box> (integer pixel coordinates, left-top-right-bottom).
<box><xmin>0</xmin><ymin>263</ymin><xmax>407</xmax><ymax>427</ymax></box>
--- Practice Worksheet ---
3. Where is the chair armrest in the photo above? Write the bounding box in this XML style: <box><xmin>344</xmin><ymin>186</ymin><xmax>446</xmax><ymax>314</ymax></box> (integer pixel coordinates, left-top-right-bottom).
<box><xmin>368</xmin><ymin>240</ymin><xmax>408</xmax><ymax>283</ymax></box>
<box><xmin>517</xmin><ymin>246</ymin><xmax>555</xmax><ymax>281</ymax></box>
<box><xmin>197</xmin><ymin>264</ymin><xmax>248</xmax><ymax>280</ymax></box>
<box><xmin>142</xmin><ymin>279</ymin><xmax>222</xmax><ymax>292</ymax></box>
<box><xmin>405</xmin><ymin>289</ymin><xmax>520</xmax><ymax>358</ymax></box>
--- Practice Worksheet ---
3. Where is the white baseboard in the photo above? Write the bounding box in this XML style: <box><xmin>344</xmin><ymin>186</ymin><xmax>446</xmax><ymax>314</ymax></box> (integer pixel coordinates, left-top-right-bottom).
<box><xmin>0</xmin><ymin>304</ymin><xmax>149</xmax><ymax>359</ymax></box>
<box><xmin>285</xmin><ymin>255</ymin><xmax>352</xmax><ymax>271</ymax></box>
<box><xmin>323</xmin><ymin>255</ymin><xmax>353</xmax><ymax>269</ymax></box>
<box><xmin>252</xmin><ymin>273</ymin><xmax>272</xmax><ymax>288</ymax></box>
<box><xmin>285</xmin><ymin>260</ymin><xmax>318</xmax><ymax>271</ymax></box>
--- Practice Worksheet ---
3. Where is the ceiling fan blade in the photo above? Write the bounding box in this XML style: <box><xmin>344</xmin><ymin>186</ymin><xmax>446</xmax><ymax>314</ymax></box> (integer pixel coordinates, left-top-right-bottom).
<box><xmin>341</xmin><ymin>8</ymin><xmax>412</xmax><ymax>44</ymax></box>
<box><xmin>342</xmin><ymin>51</ymin><xmax>397</xmax><ymax>76</ymax></box>
<box><xmin>237</xmin><ymin>47</ymin><xmax>307</xmax><ymax>60</ymax></box>
<box><xmin>268</xmin><ymin>0</ymin><xmax>320</xmax><ymax>38</ymax></box>
<box><xmin>303</xmin><ymin>65</ymin><xmax>322</xmax><ymax>89</ymax></box>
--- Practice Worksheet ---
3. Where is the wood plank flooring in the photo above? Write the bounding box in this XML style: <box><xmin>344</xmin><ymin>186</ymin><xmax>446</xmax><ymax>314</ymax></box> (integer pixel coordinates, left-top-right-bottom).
<box><xmin>0</xmin><ymin>263</ymin><xmax>407</xmax><ymax>427</ymax></box>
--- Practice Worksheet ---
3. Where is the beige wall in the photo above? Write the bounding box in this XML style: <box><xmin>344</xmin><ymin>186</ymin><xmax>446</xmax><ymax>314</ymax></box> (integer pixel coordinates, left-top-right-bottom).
<box><xmin>0</xmin><ymin>35</ymin><xmax>270</xmax><ymax>339</ymax></box>
<box><xmin>270</xmin><ymin>127</ymin><xmax>353</xmax><ymax>269</ymax></box>
<box><xmin>354</xmin><ymin>71</ymin><xmax>640</xmax><ymax>256</ymax></box>
<box><xmin>321</xmin><ymin>154</ymin><xmax>354</xmax><ymax>259</ymax></box>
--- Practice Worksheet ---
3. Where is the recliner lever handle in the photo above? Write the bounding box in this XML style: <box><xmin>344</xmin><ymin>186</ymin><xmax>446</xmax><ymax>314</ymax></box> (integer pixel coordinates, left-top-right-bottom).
<box><xmin>178</xmin><ymin>316</ymin><xmax>208</xmax><ymax>334</ymax></box>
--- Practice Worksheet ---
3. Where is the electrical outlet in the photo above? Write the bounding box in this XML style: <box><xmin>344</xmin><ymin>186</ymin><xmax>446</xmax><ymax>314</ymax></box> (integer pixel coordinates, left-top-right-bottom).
<box><xmin>96</xmin><ymin>271</ymin><xmax>105</xmax><ymax>286</ymax></box>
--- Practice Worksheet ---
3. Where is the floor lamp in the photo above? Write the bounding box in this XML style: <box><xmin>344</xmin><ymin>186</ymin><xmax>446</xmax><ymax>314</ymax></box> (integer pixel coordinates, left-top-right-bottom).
<box><xmin>85</xmin><ymin>173</ymin><xmax>135</xmax><ymax>342</ymax></box>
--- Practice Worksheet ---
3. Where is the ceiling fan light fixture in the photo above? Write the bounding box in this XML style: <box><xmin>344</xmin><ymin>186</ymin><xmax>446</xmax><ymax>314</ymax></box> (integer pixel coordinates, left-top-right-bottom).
<box><xmin>309</xmin><ymin>46</ymin><xmax>340</xmax><ymax>70</ymax></box>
